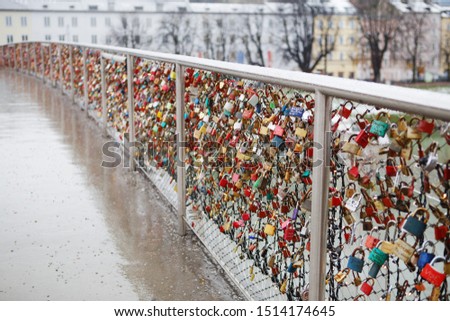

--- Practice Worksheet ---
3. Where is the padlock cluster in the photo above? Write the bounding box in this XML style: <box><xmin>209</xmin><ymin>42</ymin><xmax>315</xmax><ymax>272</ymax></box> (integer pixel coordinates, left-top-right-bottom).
<box><xmin>86</xmin><ymin>49</ymin><xmax>101</xmax><ymax>108</ymax></box>
<box><xmin>328</xmin><ymin>102</ymin><xmax>450</xmax><ymax>301</ymax></box>
<box><xmin>60</xmin><ymin>46</ymin><xmax>72</xmax><ymax>92</ymax></box>
<box><xmin>183</xmin><ymin>71</ymin><xmax>317</xmax><ymax>301</ymax></box>
<box><xmin>50</xmin><ymin>44</ymin><xmax>60</xmax><ymax>84</ymax></box>
<box><xmin>71</xmin><ymin>47</ymin><xmax>84</xmax><ymax>99</ymax></box>
<box><xmin>132</xmin><ymin>58</ymin><xmax>177</xmax><ymax>178</ymax></box>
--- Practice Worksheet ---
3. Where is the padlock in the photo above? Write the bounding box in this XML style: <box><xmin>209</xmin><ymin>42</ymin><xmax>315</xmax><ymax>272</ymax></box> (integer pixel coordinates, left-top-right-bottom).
<box><xmin>379</xmin><ymin>240</ymin><xmax>395</xmax><ymax>255</ymax></box>
<box><xmin>369</xmin><ymin>241</ymin><xmax>389</xmax><ymax>266</ymax></box>
<box><xmin>419</xmin><ymin>142</ymin><xmax>439</xmax><ymax>172</ymax></box>
<box><xmin>346</xmin><ymin>183</ymin><xmax>356</xmax><ymax>198</ymax></box>
<box><xmin>393</xmin><ymin>233</ymin><xmax>418</xmax><ymax>264</ymax></box>
<box><xmin>420</xmin><ymin>256</ymin><xmax>447</xmax><ymax>287</ymax></box>
<box><xmin>355</xmin><ymin>129</ymin><xmax>370</xmax><ymax>148</ymax></box>
<box><xmin>356</xmin><ymin>113</ymin><xmax>369</xmax><ymax>130</ymax></box>
<box><xmin>429</xmin><ymin>286</ymin><xmax>440</xmax><ymax>301</ymax></box>
<box><xmin>369</xmin><ymin>112</ymin><xmax>390</xmax><ymax>137</ymax></box>
<box><xmin>334</xmin><ymin>268</ymin><xmax>350</xmax><ymax>283</ymax></box>
<box><xmin>406</xmin><ymin>117</ymin><xmax>422</xmax><ymax>140</ymax></box>
<box><xmin>434</xmin><ymin>224</ymin><xmax>448</xmax><ymax>241</ymax></box>
<box><xmin>402</xmin><ymin>207</ymin><xmax>430</xmax><ymax>238</ymax></box>
<box><xmin>417</xmin><ymin>118</ymin><xmax>434</xmax><ymax>135</ymax></box>
<box><xmin>340</xmin><ymin>207</ymin><xmax>355</xmax><ymax>225</ymax></box>
<box><xmin>343</xmin><ymin>226</ymin><xmax>353</xmax><ymax>244</ymax></box>
<box><xmin>339</xmin><ymin>101</ymin><xmax>354</xmax><ymax>119</ymax></box>
<box><xmin>329</xmin><ymin>191</ymin><xmax>343</xmax><ymax>207</ymax></box>
<box><xmin>348</xmin><ymin>165</ymin><xmax>359</xmax><ymax>181</ymax></box>
<box><xmin>280</xmin><ymin>278</ymin><xmax>288</xmax><ymax>294</ymax></box>
<box><xmin>284</xmin><ymin>227</ymin><xmax>295</xmax><ymax>242</ymax></box>
<box><xmin>417</xmin><ymin>241</ymin><xmax>436</xmax><ymax>270</ymax></box>
<box><xmin>342</xmin><ymin>135</ymin><xmax>361</xmax><ymax>155</ymax></box>
<box><xmin>264</xmin><ymin>223</ymin><xmax>276</xmax><ymax>236</ymax></box>
<box><xmin>347</xmin><ymin>247</ymin><xmax>365</xmax><ymax>273</ymax></box>
<box><xmin>385</xmin><ymin>158</ymin><xmax>398</xmax><ymax>177</ymax></box>
<box><xmin>345</xmin><ymin>193</ymin><xmax>362</xmax><ymax>212</ymax></box>
<box><xmin>365</xmin><ymin>228</ymin><xmax>380</xmax><ymax>249</ymax></box>
<box><xmin>360</xmin><ymin>278</ymin><xmax>375</xmax><ymax>296</ymax></box>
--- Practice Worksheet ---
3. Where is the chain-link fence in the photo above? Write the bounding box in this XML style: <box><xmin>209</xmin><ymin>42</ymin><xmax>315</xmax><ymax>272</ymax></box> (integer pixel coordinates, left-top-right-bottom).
<box><xmin>2</xmin><ymin>42</ymin><xmax>449</xmax><ymax>301</ymax></box>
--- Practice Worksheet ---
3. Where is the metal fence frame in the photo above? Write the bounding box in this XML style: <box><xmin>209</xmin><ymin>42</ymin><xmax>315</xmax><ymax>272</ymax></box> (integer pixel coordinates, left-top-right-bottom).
<box><xmin>2</xmin><ymin>41</ymin><xmax>450</xmax><ymax>301</ymax></box>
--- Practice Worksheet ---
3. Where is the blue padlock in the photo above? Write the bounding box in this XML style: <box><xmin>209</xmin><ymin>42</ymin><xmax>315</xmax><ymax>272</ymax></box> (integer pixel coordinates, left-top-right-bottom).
<box><xmin>402</xmin><ymin>208</ymin><xmax>430</xmax><ymax>238</ymax></box>
<box><xmin>417</xmin><ymin>241</ymin><xmax>435</xmax><ymax>270</ymax></box>
<box><xmin>287</xmin><ymin>263</ymin><xmax>297</xmax><ymax>273</ymax></box>
<box><xmin>347</xmin><ymin>247</ymin><xmax>365</xmax><ymax>273</ymax></box>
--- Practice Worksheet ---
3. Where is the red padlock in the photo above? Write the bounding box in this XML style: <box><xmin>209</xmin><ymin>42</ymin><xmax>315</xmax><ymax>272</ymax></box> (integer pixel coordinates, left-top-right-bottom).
<box><xmin>339</xmin><ymin>101</ymin><xmax>354</xmax><ymax>119</ymax></box>
<box><xmin>417</xmin><ymin>118</ymin><xmax>434</xmax><ymax>135</ymax></box>
<box><xmin>420</xmin><ymin>257</ymin><xmax>446</xmax><ymax>287</ymax></box>
<box><xmin>360</xmin><ymin>278</ymin><xmax>375</xmax><ymax>295</ymax></box>
<box><xmin>444</xmin><ymin>162</ymin><xmax>450</xmax><ymax>181</ymax></box>
<box><xmin>343</xmin><ymin>226</ymin><xmax>353</xmax><ymax>244</ymax></box>
<box><xmin>219</xmin><ymin>176</ymin><xmax>229</xmax><ymax>188</ymax></box>
<box><xmin>242</xmin><ymin>213</ymin><xmax>251</xmax><ymax>221</ymax></box>
<box><xmin>258</xmin><ymin>210</ymin><xmax>268</xmax><ymax>219</ymax></box>
<box><xmin>284</xmin><ymin>228</ymin><xmax>295</xmax><ymax>242</ymax></box>
<box><xmin>330</xmin><ymin>192</ymin><xmax>343</xmax><ymax>207</ymax></box>
<box><xmin>355</xmin><ymin>129</ymin><xmax>370</xmax><ymax>148</ymax></box>
<box><xmin>348</xmin><ymin>165</ymin><xmax>360</xmax><ymax>180</ymax></box>
<box><xmin>386</xmin><ymin>158</ymin><xmax>398</xmax><ymax>177</ymax></box>
<box><xmin>435</xmin><ymin>224</ymin><xmax>448</xmax><ymax>241</ymax></box>
<box><xmin>382</xmin><ymin>195</ymin><xmax>395</xmax><ymax>208</ymax></box>
<box><xmin>244</xmin><ymin>187</ymin><xmax>252</xmax><ymax>197</ymax></box>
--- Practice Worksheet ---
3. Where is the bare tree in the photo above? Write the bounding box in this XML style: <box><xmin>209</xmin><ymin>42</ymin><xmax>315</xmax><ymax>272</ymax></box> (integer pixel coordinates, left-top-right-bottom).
<box><xmin>202</xmin><ymin>15</ymin><xmax>237</xmax><ymax>61</ymax></box>
<box><xmin>158</xmin><ymin>13</ymin><xmax>196</xmax><ymax>55</ymax></box>
<box><xmin>399</xmin><ymin>12</ymin><xmax>433</xmax><ymax>83</ymax></box>
<box><xmin>278</xmin><ymin>1</ymin><xmax>338</xmax><ymax>73</ymax></box>
<box><xmin>352</xmin><ymin>0</ymin><xmax>400</xmax><ymax>83</ymax></box>
<box><xmin>242</xmin><ymin>12</ymin><xmax>266</xmax><ymax>67</ymax></box>
<box><xmin>110</xmin><ymin>15</ymin><xmax>152</xmax><ymax>49</ymax></box>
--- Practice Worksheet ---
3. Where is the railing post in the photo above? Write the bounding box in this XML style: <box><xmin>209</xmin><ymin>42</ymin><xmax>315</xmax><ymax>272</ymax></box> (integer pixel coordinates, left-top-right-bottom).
<box><xmin>83</xmin><ymin>48</ymin><xmax>89</xmax><ymax>114</ymax></box>
<box><xmin>41</xmin><ymin>44</ymin><xmax>45</xmax><ymax>82</ymax></box>
<box><xmin>69</xmin><ymin>46</ymin><xmax>75</xmax><ymax>102</ymax></box>
<box><xmin>309</xmin><ymin>90</ymin><xmax>332</xmax><ymax>301</ymax></box>
<box><xmin>59</xmin><ymin>45</ymin><xmax>63</xmax><ymax>93</ymax></box>
<box><xmin>27</xmin><ymin>43</ymin><xmax>31</xmax><ymax>74</ymax></box>
<box><xmin>126</xmin><ymin>54</ymin><xmax>135</xmax><ymax>171</ymax></box>
<box><xmin>50</xmin><ymin>46</ymin><xmax>54</xmax><ymax>87</ymax></box>
<box><xmin>100</xmin><ymin>54</ymin><xmax>107</xmax><ymax>136</ymax></box>
<box><xmin>175</xmin><ymin>63</ymin><xmax>186</xmax><ymax>236</ymax></box>
<box><xmin>19</xmin><ymin>44</ymin><xmax>23</xmax><ymax>72</ymax></box>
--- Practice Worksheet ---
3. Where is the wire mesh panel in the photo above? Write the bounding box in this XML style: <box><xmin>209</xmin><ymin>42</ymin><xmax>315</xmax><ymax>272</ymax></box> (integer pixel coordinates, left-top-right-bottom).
<box><xmin>326</xmin><ymin>99</ymin><xmax>450</xmax><ymax>301</ymax></box>
<box><xmin>60</xmin><ymin>45</ymin><xmax>71</xmax><ymax>93</ymax></box>
<box><xmin>50</xmin><ymin>44</ymin><xmax>60</xmax><ymax>86</ymax></box>
<box><xmin>86</xmin><ymin>49</ymin><xmax>101</xmax><ymax>112</ymax></box>
<box><xmin>72</xmin><ymin>46</ymin><xmax>84</xmax><ymax>102</ymax></box>
<box><xmin>131</xmin><ymin>57</ymin><xmax>178</xmax><ymax>206</ymax></box>
<box><xmin>183</xmin><ymin>69</ymin><xmax>318</xmax><ymax>300</ymax></box>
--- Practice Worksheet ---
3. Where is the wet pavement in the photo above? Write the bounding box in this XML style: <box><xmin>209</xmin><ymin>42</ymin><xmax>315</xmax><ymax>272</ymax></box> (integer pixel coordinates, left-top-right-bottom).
<box><xmin>0</xmin><ymin>69</ymin><xmax>242</xmax><ymax>301</ymax></box>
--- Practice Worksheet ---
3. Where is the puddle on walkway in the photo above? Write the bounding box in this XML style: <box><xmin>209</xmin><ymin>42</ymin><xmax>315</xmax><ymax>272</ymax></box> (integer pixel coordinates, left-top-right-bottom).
<box><xmin>0</xmin><ymin>70</ymin><xmax>242</xmax><ymax>301</ymax></box>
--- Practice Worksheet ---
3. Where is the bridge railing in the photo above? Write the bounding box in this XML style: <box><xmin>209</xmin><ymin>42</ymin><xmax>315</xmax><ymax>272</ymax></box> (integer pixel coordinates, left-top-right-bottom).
<box><xmin>2</xmin><ymin>41</ymin><xmax>450</xmax><ymax>301</ymax></box>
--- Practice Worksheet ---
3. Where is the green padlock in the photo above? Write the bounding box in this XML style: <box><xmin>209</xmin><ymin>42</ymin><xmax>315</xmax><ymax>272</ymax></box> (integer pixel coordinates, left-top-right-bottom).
<box><xmin>369</xmin><ymin>112</ymin><xmax>390</xmax><ymax>137</ymax></box>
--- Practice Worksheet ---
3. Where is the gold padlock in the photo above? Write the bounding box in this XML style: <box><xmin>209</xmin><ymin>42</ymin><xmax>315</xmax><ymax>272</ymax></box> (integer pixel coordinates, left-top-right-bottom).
<box><xmin>429</xmin><ymin>286</ymin><xmax>440</xmax><ymax>301</ymax></box>
<box><xmin>393</xmin><ymin>234</ymin><xmax>417</xmax><ymax>263</ymax></box>
<box><xmin>380</xmin><ymin>241</ymin><xmax>395</xmax><ymax>255</ymax></box>
<box><xmin>264</xmin><ymin>223</ymin><xmax>276</xmax><ymax>236</ymax></box>
<box><xmin>268</xmin><ymin>254</ymin><xmax>276</xmax><ymax>268</ymax></box>
<box><xmin>444</xmin><ymin>261</ymin><xmax>450</xmax><ymax>275</ymax></box>
<box><xmin>343</xmin><ymin>209</ymin><xmax>356</xmax><ymax>225</ymax></box>
<box><xmin>280</xmin><ymin>278</ymin><xmax>288</xmax><ymax>294</ymax></box>
<box><xmin>334</xmin><ymin>268</ymin><xmax>350</xmax><ymax>283</ymax></box>
<box><xmin>406</xmin><ymin>117</ymin><xmax>422</xmax><ymax>140</ymax></box>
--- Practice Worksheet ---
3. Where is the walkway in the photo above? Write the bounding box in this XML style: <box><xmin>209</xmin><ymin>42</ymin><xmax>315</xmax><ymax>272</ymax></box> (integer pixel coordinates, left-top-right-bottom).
<box><xmin>0</xmin><ymin>70</ymin><xmax>242</xmax><ymax>300</ymax></box>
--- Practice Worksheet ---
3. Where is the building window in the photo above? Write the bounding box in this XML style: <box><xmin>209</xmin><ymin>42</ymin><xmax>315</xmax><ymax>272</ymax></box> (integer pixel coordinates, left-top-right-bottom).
<box><xmin>91</xmin><ymin>35</ymin><xmax>97</xmax><ymax>44</ymax></box>
<box><xmin>22</xmin><ymin>35</ymin><xmax>28</xmax><ymax>41</ymax></box>
<box><xmin>327</xmin><ymin>53</ymin><xmax>333</xmax><ymax>61</ymax></box>
<box><xmin>349</xmin><ymin>36</ymin><xmax>355</xmax><ymax>45</ymax></box>
<box><xmin>338</xmin><ymin>72</ymin><xmax>344</xmax><ymax>78</ymax></box>
<box><xmin>146</xmin><ymin>17</ymin><xmax>151</xmax><ymax>27</ymax></box>
<box><xmin>73</xmin><ymin>35</ymin><xmax>78</xmax><ymax>42</ymax></box>
<box><xmin>58</xmin><ymin>17</ymin><xmax>64</xmax><ymax>27</ymax></box>
<box><xmin>447</xmin><ymin>23</ymin><xmax>450</xmax><ymax>31</ymax></box>
<box><xmin>349</xmin><ymin>20</ymin><xmax>355</xmax><ymax>29</ymax></box>
<box><xmin>7</xmin><ymin>35</ymin><xmax>13</xmax><ymax>43</ymax></box>
<box><xmin>21</xmin><ymin>17</ymin><xmax>27</xmax><ymax>26</ymax></box>
<box><xmin>91</xmin><ymin>17</ymin><xmax>96</xmax><ymax>27</ymax></box>
<box><xmin>349</xmin><ymin>72</ymin><xmax>355</xmax><ymax>79</ymax></box>
<box><xmin>106</xmin><ymin>36</ymin><xmax>112</xmax><ymax>45</ymax></box>
<box><xmin>59</xmin><ymin>34</ymin><xmax>65</xmax><ymax>41</ymax></box>
<box><xmin>88</xmin><ymin>5</ymin><xmax>98</xmax><ymax>10</ymax></box>
<box><xmin>105</xmin><ymin>17</ymin><xmax>111</xmax><ymax>27</ymax></box>
<box><xmin>339</xmin><ymin>20</ymin><xmax>344</xmax><ymax>28</ymax></box>
<box><xmin>45</xmin><ymin>35</ymin><xmax>51</xmax><ymax>41</ymax></box>
<box><xmin>339</xmin><ymin>36</ymin><xmax>344</xmax><ymax>45</ymax></box>
<box><xmin>44</xmin><ymin>16</ymin><xmax>50</xmax><ymax>27</ymax></box>
<box><xmin>5</xmin><ymin>16</ymin><xmax>12</xmax><ymax>26</ymax></box>
<box><xmin>340</xmin><ymin>52</ymin><xmax>344</xmax><ymax>61</ymax></box>
<box><xmin>72</xmin><ymin>17</ymin><xmax>77</xmax><ymax>27</ymax></box>
<box><xmin>328</xmin><ymin>21</ymin><xmax>333</xmax><ymax>28</ymax></box>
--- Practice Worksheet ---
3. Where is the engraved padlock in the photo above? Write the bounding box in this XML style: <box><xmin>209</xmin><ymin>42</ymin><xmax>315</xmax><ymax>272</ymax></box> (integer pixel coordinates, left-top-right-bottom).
<box><xmin>401</xmin><ymin>207</ymin><xmax>430</xmax><ymax>238</ymax></box>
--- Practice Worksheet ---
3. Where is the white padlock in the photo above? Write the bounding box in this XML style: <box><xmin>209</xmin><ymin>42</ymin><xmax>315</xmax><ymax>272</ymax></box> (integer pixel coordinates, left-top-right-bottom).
<box><xmin>345</xmin><ymin>193</ymin><xmax>362</xmax><ymax>212</ymax></box>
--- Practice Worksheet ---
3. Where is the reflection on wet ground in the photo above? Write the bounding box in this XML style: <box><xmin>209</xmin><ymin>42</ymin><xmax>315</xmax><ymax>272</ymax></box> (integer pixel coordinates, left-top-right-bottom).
<box><xmin>0</xmin><ymin>70</ymin><xmax>242</xmax><ymax>301</ymax></box>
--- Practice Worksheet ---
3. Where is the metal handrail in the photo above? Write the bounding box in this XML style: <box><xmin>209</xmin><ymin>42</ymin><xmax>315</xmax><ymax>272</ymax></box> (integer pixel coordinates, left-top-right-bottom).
<box><xmin>3</xmin><ymin>41</ymin><xmax>450</xmax><ymax>301</ymax></box>
<box><xmin>8</xmin><ymin>41</ymin><xmax>450</xmax><ymax>120</ymax></box>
